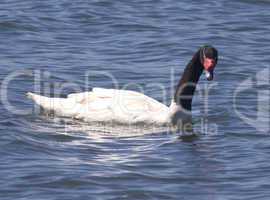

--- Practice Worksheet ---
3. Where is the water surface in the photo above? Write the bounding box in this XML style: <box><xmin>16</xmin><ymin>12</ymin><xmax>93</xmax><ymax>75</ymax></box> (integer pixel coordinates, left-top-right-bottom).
<box><xmin>0</xmin><ymin>0</ymin><xmax>270</xmax><ymax>199</ymax></box>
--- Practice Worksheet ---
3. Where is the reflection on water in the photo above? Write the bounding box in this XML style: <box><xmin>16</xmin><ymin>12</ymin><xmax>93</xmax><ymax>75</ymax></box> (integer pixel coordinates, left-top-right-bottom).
<box><xmin>33</xmin><ymin>115</ymin><xmax>196</xmax><ymax>138</ymax></box>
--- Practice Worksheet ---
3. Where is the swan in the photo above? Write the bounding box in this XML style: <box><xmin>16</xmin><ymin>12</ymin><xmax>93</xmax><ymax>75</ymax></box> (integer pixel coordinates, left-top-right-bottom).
<box><xmin>27</xmin><ymin>45</ymin><xmax>218</xmax><ymax>128</ymax></box>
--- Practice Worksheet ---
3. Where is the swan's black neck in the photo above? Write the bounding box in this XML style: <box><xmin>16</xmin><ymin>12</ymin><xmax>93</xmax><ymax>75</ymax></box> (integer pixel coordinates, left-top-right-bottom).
<box><xmin>174</xmin><ymin>49</ymin><xmax>204</xmax><ymax>111</ymax></box>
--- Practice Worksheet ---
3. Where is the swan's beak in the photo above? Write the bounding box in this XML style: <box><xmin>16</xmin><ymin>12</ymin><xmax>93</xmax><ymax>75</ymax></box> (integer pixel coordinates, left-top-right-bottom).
<box><xmin>203</xmin><ymin>58</ymin><xmax>216</xmax><ymax>81</ymax></box>
<box><xmin>205</xmin><ymin>70</ymin><xmax>214</xmax><ymax>81</ymax></box>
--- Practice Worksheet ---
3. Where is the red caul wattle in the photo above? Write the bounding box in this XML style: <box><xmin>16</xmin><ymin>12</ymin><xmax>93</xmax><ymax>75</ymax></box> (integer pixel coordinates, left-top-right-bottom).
<box><xmin>203</xmin><ymin>58</ymin><xmax>216</xmax><ymax>71</ymax></box>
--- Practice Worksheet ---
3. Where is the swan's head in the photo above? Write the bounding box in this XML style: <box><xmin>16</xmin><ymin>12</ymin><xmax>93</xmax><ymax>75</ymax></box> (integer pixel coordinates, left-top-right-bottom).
<box><xmin>200</xmin><ymin>46</ymin><xmax>218</xmax><ymax>81</ymax></box>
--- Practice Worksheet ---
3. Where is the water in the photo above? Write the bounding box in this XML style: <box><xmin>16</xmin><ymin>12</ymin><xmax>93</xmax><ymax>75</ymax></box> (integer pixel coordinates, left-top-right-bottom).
<box><xmin>0</xmin><ymin>0</ymin><xmax>270</xmax><ymax>199</ymax></box>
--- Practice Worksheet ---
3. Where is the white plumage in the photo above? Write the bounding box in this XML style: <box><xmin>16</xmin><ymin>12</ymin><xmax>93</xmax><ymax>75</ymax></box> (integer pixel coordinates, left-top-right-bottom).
<box><xmin>27</xmin><ymin>87</ymin><xmax>181</xmax><ymax>126</ymax></box>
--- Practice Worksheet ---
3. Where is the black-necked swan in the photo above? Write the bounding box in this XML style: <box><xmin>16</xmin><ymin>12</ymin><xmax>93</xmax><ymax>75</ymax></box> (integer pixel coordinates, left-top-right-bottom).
<box><xmin>27</xmin><ymin>45</ymin><xmax>218</xmax><ymax>127</ymax></box>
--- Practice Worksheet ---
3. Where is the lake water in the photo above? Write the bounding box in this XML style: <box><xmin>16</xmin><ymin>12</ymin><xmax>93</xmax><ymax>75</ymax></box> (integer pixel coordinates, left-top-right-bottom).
<box><xmin>0</xmin><ymin>0</ymin><xmax>270</xmax><ymax>199</ymax></box>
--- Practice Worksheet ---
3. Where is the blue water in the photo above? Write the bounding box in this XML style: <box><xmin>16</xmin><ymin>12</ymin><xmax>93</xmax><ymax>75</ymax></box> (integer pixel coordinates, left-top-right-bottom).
<box><xmin>1</xmin><ymin>0</ymin><xmax>270</xmax><ymax>199</ymax></box>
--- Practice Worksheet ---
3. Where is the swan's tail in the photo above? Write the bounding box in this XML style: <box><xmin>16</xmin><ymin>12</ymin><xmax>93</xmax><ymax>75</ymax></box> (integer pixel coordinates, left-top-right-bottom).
<box><xmin>26</xmin><ymin>92</ymin><xmax>79</xmax><ymax>116</ymax></box>
<box><xmin>26</xmin><ymin>92</ymin><xmax>40</xmax><ymax>101</ymax></box>
<box><xmin>26</xmin><ymin>92</ymin><xmax>57</xmax><ymax>110</ymax></box>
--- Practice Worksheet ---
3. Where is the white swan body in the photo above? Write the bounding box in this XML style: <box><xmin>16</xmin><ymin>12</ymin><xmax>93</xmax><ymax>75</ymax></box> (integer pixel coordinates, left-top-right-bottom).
<box><xmin>27</xmin><ymin>87</ymin><xmax>182</xmax><ymax>126</ymax></box>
